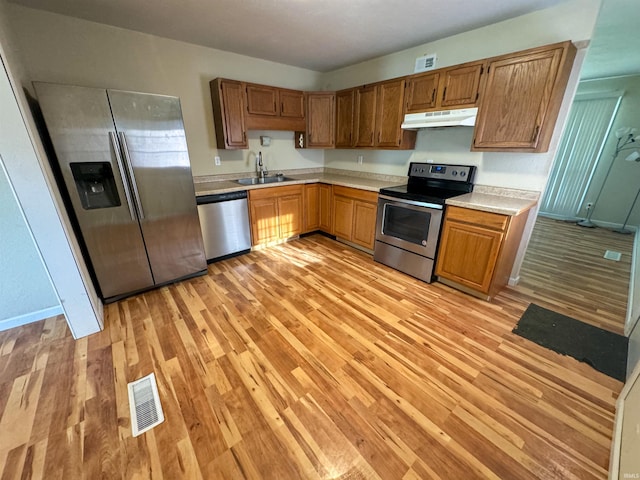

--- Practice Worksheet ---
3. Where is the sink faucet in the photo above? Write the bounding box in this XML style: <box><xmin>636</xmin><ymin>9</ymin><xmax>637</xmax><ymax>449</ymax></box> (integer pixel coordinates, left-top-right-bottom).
<box><xmin>256</xmin><ymin>151</ymin><xmax>268</xmax><ymax>179</ymax></box>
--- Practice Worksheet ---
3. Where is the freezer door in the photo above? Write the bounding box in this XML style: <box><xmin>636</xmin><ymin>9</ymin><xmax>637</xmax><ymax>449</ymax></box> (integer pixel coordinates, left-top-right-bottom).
<box><xmin>107</xmin><ymin>90</ymin><xmax>206</xmax><ymax>284</ymax></box>
<box><xmin>34</xmin><ymin>82</ymin><xmax>154</xmax><ymax>298</ymax></box>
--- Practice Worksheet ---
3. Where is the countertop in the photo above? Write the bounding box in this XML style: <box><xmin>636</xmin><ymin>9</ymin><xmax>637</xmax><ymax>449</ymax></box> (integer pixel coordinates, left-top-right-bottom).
<box><xmin>194</xmin><ymin>170</ymin><xmax>539</xmax><ymax>216</ymax></box>
<box><xmin>446</xmin><ymin>186</ymin><xmax>539</xmax><ymax>216</ymax></box>
<box><xmin>194</xmin><ymin>172</ymin><xmax>404</xmax><ymax>196</ymax></box>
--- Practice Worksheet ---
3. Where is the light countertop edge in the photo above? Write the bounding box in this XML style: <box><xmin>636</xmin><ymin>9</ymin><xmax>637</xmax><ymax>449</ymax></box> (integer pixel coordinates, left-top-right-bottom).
<box><xmin>194</xmin><ymin>174</ymin><xmax>539</xmax><ymax>216</ymax></box>
<box><xmin>446</xmin><ymin>191</ymin><xmax>538</xmax><ymax>216</ymax></box>
<box><xmin>194</xmin><ymin>173</ymin><xmax>405</xmax><ymax>196</ymax></box>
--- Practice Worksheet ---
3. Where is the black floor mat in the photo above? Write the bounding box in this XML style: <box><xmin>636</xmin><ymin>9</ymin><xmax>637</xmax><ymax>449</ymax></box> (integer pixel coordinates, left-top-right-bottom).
<box><xmin>512</xmin><ymin>304</ymin><xmax>628</xmax><ymax>382</ymax></box>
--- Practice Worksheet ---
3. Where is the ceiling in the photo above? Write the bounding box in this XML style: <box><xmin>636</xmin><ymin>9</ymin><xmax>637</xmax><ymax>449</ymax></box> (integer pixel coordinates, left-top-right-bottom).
<box><xmin>7</xmin><ymin>0</ymin><xmax>567</xmax><ymax>72</ymax></box>
<box><xmin>579</xmin><ymin>0</ymin><xmax>640</xmax><ymax>80</ymax></box>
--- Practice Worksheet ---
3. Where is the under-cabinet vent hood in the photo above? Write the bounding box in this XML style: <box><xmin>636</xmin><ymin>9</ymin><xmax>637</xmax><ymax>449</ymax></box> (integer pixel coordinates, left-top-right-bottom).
<box><xmin>401</xmin><ymin>107</ymin><xmax>478</xmax><ymax>129</ymax></box>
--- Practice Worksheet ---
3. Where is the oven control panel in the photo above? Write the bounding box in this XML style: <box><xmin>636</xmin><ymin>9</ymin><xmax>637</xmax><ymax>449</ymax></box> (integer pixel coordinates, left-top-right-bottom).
<box><xmin>408</xmin><ymin>163</ymin><xmax>474</xmax><ymax>183</ymax></box>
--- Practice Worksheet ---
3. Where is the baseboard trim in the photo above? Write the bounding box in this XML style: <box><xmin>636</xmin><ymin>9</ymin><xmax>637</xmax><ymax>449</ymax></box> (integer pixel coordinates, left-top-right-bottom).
<box><xmin>0</xmin><ymin>305</ymin><xmax>64</xmax><ymax>332</ymax></box>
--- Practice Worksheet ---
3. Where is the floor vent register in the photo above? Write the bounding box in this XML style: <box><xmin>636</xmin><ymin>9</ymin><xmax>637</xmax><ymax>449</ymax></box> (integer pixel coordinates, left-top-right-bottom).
<box><xmin>604</xmin><ymin>250</ymin><xmax>622</xmax><ymax>261</ymax></box>
<box><xmin>128</xmin><ymin>373</ymin><xmax>165</xmax><ymax>437</ymax></box>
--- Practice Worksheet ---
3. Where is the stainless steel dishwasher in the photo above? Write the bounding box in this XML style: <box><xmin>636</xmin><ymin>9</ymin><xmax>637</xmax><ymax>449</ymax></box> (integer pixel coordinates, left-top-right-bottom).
<box><xmin>196</xmin><ymin>190</ymin><xmax>251</xmax><ymax>262</ymax></box>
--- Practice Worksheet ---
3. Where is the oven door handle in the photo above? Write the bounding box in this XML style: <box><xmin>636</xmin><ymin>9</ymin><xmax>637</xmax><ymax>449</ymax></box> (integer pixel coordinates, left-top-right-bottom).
<box><xmin>378</xmin><ymin>194</ymin><xmax>443</xmax><ymax>210</ymax></box>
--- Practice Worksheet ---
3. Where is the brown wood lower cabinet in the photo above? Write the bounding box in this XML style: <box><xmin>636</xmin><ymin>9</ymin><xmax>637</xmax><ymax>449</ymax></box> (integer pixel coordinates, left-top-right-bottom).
<box><xmin>332</xmin><ymin>185</ymin><xmax>378</xmax><ymax>250</ymax></box>
<box><xmin>303</xmin><ymin>183</ymin><xmax>320</xmax><ymax>233</ymax></box>
<box><xmin>435</xmin><ymin>205</ymin><xmax>530</xmax><ymax>299</ymax></box>
<box><xmin>248</xmin><ymin>185</ymin><xmax>303</xmax><ymax>246</ymax></box>
<box><xmin>303</xmin><ymin>183</ymin><xmax>333</xmax><ymax>234</ymax></box>
<box><xmin>319</xmin><ymin>184</ymin><xmax>333</xmax><ymax>233</ymax></box>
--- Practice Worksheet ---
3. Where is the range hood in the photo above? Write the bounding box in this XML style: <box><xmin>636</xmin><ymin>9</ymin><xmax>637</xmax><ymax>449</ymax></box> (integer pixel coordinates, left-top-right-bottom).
<box><xmin>401</xmin><ymin>107</ymin><xmax>478</xmax><ymax>129</ymax></box>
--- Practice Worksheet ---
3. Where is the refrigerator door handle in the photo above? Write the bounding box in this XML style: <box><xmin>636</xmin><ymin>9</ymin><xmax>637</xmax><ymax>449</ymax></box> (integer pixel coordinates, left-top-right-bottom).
<box><xmin>118</xmin><ymin>132</ymin><xmax>145</xmax><ymax>220</ymax></box>
<box><xmin>109</xmin><ymin>131</ymin><xmax>137</xmax><ymax>221</ymax></box>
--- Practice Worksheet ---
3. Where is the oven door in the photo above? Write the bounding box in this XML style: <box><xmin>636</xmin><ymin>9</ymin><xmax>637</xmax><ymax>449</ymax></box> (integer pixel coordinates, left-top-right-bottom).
<box><xmin>375</xmin><ymin>195</ymin><xmax>443</xmax><ymax>258</ymax></box>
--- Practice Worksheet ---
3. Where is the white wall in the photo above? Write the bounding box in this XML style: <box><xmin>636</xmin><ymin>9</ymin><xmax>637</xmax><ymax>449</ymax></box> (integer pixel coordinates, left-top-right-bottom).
<box><xmin>0</xmin><ymin>0</ymin><xmax>103</xmax><ymax>338</ymax></box>
<box><xmin>0</xmin><ymin>160</ymin><xmax>61</xmax><ymax>329</ymax></box>
<box><xmin>577</xmin><ymin>75</ymin><xmax>640</xmax><ymax>228</ymax></box>
<box><xmin>6</xmin><ymin>4</ymin><xmax>325</xmax><ymax>177</ymax></box>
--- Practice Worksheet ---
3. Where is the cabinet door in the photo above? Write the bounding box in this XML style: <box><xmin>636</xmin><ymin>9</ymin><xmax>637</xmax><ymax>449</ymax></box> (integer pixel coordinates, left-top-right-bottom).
<box><xmin>280</xmin><ymin>89</ymin><xmax>305</xmax><ymax>118</ymax></box>
<box><xmin>333</xmin><ymin>195</ymin><xmax>354</xmax><ymax>240</ymax></box>
<box><xmin>405</xmin><ymin>71</ymin><xmax>440</xmax><ymax>113</ymax></box>
<box><xmin>210</xmin><ymin>79</ymin><xmax>247</xmax><ymax>149</ymax></box>
<box><xmin>435</xmin><ymin>220</ymin><xmax>504</xmax><ymax>294</ymax></box>
<box><xmin>376</xmin><ymin>79</ymin><xmax>405</xmax><ymax>148</ymax></box>
<box><xmin>319</xmin><ymin>184</ymin><xmax>333</xmax><ymax>233</ymax></box>
<box><xmin>440</xmin><ymin>62</ymin><xmax>484</xmax><ymax>108</ymax></box>
<box><xmin>278</xmin><ymin>193</ymin><xmax>303</xmax><ymax>239</ymax></box>
<box><xmin>307</xmin><ymin>93</ymin><xmax>335</xmax><ymax>148</ymax></box>
<box><xmin>473</xmin><ymin>45</ymin><xmax>568</xmax><ymax>151</ymax></box>
<box><xmin>335</xmin><ymin>89</ymin><xmax>355</xmax><ymax>148</ymax></box>
<box><xmin>352</xmin><ymin>200</ymin><xmax>377</xmax><ymax>250</ymax></box>
<box><xmin>249</xmin><ymin>197</ymin><xmax>279</xmax><ymax>245</ymax></box>
<box><xmin>354</xmin><ymin>85</ymin><xmax>377</xmax><ymax>148</ymax></box>
<box><xmin>303</xmin><ymin>183</ymin><xmax>320</xmax><ymax>232</ymax></box>
<box><xmin>246</xmin><ymin>84</ymin><xmax>278</xmax><ymax>116</ymax></box>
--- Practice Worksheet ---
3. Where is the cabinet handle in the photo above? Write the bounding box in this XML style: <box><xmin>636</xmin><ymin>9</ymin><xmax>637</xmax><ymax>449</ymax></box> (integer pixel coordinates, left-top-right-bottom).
<box><xmin>431</xmin><ymin>89</ymin><xmax>436</xmax><ymax>103</ymax></box>
<box><xmin>281</xmin><ymin>102</ymin><xmax>284</xmax><ymax>113</ymax></box>
<box><xmin>378</xmin><ymin>132</ymin><xmax>381</xmax><ymax>143</ymax></box>
<box><xmin>532</xmin><ymin>125</ymin><xmax>540</xmax><ymax>145</ymax></box>
<box><xmin>442</xmin><ymin>87</ymin><xmax>447</xmax><ymax>102</ymax></box>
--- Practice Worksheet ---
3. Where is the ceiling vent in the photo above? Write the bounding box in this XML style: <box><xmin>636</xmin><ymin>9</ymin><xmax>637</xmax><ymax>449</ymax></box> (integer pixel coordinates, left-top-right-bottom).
<box><xmin>414</xmin><ymin>53</ymin><xmax>437</xmax><ymax>73</ymax></box>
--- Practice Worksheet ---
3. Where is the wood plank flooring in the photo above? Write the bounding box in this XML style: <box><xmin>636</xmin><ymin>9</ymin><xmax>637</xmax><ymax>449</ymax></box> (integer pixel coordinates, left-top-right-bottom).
<box><xmin>508</xmin><ymin>216</ymin><xmax>634</xmax><ymax>335</ymax></box>
<box><xmin>0</xmin><ymin>235</ymin><xmax>623</xmax><ymax>479</ymax></box>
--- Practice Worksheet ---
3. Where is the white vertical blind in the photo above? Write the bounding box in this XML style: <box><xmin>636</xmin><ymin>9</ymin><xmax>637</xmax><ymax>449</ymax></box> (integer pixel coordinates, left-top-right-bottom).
<box><xmin>540</xmin><ymin>92</ymin><xmax>622</xmax><ymax>219</ymax></box>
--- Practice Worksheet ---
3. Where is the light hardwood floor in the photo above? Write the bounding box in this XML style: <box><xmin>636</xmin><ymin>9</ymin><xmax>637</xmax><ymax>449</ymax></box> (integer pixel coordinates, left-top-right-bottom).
<box><xmin>508</xmin><ymin>216</ymin><xmax>634</xmax><ymax>335</ymax></box>
<box><xmin>0</xmin><ymin>235</ymin><xmax>623</xmax><ymax>479</ymax></box>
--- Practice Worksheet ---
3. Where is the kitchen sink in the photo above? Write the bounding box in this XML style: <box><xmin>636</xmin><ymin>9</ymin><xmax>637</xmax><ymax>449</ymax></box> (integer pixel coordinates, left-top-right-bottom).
<box><xmin>235</xmin><ymin>176</ymin><xmax>295</xmax><ymax>185</ymax></box>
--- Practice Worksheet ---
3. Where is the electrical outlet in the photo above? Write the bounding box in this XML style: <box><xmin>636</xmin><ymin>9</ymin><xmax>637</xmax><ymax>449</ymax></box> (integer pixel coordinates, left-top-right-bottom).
<box><xmin>214</xmin><ymin>156</ymin><xmax>221</xmax><ymax>166</ymax></box>
<box><xmin>357</xmin><ymin>155</ymin><xmax>363</xmax><ymax>165</ymax></box>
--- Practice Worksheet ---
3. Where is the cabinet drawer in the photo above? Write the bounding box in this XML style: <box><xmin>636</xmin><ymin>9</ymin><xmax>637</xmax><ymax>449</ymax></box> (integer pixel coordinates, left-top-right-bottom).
<box><xmin>248</xmin><ymin>184</ymin><xmax>303</xmax><ymax>201</ymax></box>
<box><xmin>445</xmin><ymin>205</ymin><xmax>508</xmax><ymax>231</ymax></box>
<box><xmin>332</xmin><ymin>185</ymin><xmax>378</xmax><ymax>203</ymax></box>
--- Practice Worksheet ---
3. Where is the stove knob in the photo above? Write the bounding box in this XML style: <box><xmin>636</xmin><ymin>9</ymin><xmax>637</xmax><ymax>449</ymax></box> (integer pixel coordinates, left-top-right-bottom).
<box><xmin>460</xmin><ymin>171</ymin><xmax>466</xmax><ymax>178</ymax></box>
<box><xmin>451</xmin><ymin>170</ymin><xmax>457</xmax><ymax>176</ymax></box>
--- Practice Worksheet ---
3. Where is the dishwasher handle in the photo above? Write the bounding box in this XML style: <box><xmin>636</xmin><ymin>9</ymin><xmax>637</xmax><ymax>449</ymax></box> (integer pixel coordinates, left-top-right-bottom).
<box><xmin>197</xmin><ymin>190</ymin><xmax>248</xmax><ymax>205</ymax></box>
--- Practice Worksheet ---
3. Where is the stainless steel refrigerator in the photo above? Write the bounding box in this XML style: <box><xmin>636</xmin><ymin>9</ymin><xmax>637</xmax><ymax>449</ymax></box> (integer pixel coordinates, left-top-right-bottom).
<box><xmin>34</xmin><ymin>82</ymin><xmax>207</xmax><ymax>302</ymax></box>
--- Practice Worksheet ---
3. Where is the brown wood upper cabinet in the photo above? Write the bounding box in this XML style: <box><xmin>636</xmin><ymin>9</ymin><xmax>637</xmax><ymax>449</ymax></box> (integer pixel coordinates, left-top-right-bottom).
<box><xmin>306</xmin><ymin>92</ymin><xmax>335</xmax><ymax>148</ymax></box>
<box><xmin>354</xmin><ymin>85</ymin><xmax>378</xmax><ymax>147</ymax></box>
<box><xmin>340</xmin><ymin>79</ymin><xmax>416</xmax><ymax>150</ymax></box>
<box><xmin>245</xmin><ymin>83</ymin><xmax>306</xmax><ymax>131</ymax></box>
<box><xmin>335</xmin><ymin>89</ymin><xmax>356</xmax><ymax>148</ymax></box>
<box><xmin>405</xmin><ymin>61</ymin><xmax>485</xmax><ymax>113</ymax></box>
<box><xmin>210</xmin><ymin>78</ymin><xmax>248</xmax><ymax>150</ymax></box>
<box><xmin>472</xmin><ymin>41</ymin><xmax>576</xmax><ymax>153</ymax></box>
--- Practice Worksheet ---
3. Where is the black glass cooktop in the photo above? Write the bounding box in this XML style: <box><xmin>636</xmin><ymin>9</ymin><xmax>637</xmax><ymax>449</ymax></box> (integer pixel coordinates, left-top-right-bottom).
<box><xmin>379</xmin><ymin>184</ymin><xmax>469</xmax><ymax>206</ymax></box>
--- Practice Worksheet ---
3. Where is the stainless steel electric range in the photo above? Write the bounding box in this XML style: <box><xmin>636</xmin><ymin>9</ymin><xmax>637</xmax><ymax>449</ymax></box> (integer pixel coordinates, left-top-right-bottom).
<box><xmin>374</xmin><ymin>162</ymin><xmax>476</xmax><ymax>282</ymax></box>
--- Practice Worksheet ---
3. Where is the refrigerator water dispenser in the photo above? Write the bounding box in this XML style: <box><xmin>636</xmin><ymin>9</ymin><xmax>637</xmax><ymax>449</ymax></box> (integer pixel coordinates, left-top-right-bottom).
<box><xmin>70</xmin><ymin>162</ymin><xmax>121</xmax><ymax>210</ymax></box>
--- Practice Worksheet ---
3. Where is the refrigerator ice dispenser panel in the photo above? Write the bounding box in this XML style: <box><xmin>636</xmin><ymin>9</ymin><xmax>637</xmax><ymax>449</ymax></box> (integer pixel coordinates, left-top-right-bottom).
<box><xmin>70</xmin><ymin>162</ymin><xmax>121</xmax><ymax>210</ymax></box>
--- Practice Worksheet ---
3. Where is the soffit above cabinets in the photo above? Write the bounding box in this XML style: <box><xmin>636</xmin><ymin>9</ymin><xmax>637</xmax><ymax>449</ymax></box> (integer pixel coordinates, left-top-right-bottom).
<box><xmin>7</xmin><ymin>0</ymin><xmax>566</xmax><ymax>72</ymax></box>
